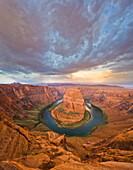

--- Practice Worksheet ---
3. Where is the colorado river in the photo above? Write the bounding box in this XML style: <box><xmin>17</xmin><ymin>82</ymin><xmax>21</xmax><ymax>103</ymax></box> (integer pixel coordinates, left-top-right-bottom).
<box><xmin>42</xmin><ymin>99</ymin><xmax>105</xmax><ymax>136</ymax></box>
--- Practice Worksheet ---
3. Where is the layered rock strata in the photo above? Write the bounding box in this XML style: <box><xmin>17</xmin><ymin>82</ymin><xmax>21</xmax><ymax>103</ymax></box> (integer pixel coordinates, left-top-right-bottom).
<box><xmin>0</xmin><ymin>111</ymin><xmax>82</xmax><ymax>169</ymax></box>
<box><xmin>52</xmin><ymin>88</ymin><xmax>86</xmax><ymax>124</ymax></box>
<box><xmin>63</xmin><ymin>88</ymin><xmax>86</xmax><ymax>114</ymax></box>
<box><xmin>0</xmin><ymin>112</ymin><xmax>40</xmax><ymax>161</ymax></box>
<box><xmin>0</xmin><ymin>85</ymin><xmax>60</xmax><ymax>119</ymax></box>
<box><xmin>0</xmin><ymin>111</ymin><xmax>133</xmax><ymax>170</ymax></box>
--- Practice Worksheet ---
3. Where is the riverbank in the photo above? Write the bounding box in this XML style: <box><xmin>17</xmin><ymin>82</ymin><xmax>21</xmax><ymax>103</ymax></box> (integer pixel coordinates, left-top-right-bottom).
<box><xmin>54</xmin><ymin>109</ymin><xmax>91</xmax><ymax>128</ymax></box>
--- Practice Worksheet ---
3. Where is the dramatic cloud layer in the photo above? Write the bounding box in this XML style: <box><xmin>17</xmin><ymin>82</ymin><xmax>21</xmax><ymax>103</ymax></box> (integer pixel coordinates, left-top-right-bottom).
<box><xmin>0</xmin><ymin>0</ymin><xmax>133</xmax><ymax>86</ymax></box>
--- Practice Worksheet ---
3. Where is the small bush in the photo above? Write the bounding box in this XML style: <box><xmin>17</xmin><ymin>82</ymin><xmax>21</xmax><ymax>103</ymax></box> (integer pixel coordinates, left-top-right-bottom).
<box><xmin>57</xmin><ymin>107</ymin><xmax>65</xmax><ymax>113</ymax></box>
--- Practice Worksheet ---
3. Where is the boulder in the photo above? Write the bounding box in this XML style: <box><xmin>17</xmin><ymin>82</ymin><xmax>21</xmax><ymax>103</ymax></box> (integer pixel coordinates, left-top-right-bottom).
<box><xmin>52</xmin><ymin>135</ymin><xmax>66</xmax><ymax>146</ymax></box>
<box><xmin>17</xmin><ymin>153</ymin><xmax>50</xmax><ymax>168</ymax></box>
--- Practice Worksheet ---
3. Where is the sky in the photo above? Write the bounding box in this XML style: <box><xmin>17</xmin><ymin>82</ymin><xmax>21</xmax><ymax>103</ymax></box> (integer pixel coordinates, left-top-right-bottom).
<box><xmin>0</xmin><ymin>0</ymin><xmax>133</xmax><ymax>87</ymax></box>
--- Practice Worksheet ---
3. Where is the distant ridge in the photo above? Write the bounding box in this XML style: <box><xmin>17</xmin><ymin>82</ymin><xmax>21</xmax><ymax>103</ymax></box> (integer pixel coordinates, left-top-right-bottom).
<box><xmin>0</xmin><ymin>82</ymin><xmax>124</xmax><ymax>89</ymax></box>
<box><xmin>33</xmin><ymin>83</ymin><xmax>124</xmax><ymax>88</ymax></box>
<box><xmin>10</xmin><ymin>82</ymin><xmax>22</xmax><ymax>85</ymax></box>
<box><xmin>87</xmin><ymin>84</ymin><xmax>124</xmax><ymax>88</ymax></box>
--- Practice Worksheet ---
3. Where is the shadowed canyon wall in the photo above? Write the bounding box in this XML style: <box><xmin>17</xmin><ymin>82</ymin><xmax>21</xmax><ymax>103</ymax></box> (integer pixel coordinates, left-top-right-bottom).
<box><xmin>0</xmin><ymin>85</ymin><xmax>60</xmax><ymax>119</ymax></box>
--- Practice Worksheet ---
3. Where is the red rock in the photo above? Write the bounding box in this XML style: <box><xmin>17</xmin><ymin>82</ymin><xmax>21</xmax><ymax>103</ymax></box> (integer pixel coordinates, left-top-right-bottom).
<box><xmin>51</xmin><ymin>88</ymin><xmax>86</xmax><ymax>124</ymax></box>
<box><xmin>63</xmin><ymin>88</ymin><xmax>86</xmax><ymax>114</ymax></box>
<box><xmin>0</xmin><ymin>84</ymin><xmax>133</xmax><ymax>170</ymax></box>
<box><xmin>52</xmin><ymin>135</ymin><xmax>66</xmax><ymax>146</ymax></box>
<box><xmin>17</xmin><ymin>153</ymin><xmax>50</xmax><ymax>168</ymax></box>
<box><xmin>0</xmin><ymin>85</ymin><xmax>60</xmax><ymax>119</ymax></box>
<box><xmin>0</xmin><ymin>112</ymin><xmax>40</xmax><ymax>161</ymax></box>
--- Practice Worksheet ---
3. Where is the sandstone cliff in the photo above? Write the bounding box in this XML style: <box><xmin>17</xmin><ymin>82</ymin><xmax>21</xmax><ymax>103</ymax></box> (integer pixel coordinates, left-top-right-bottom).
<box><xmin>51</xmin><ymin>103</ymin><xmax>85</xmax><ymax>124</ymax></box>
<box><xmin>63</xmin><ymin>88</ymin><xmax>86</xmax><ymax>114</ymax></box>
<box><xmin>0</xmin><ymin>111</ymin><xmax>82</xmax><ymax>169</ymax></box>
<box><xmin>51</xmin><ymin>88</ymin><xmax>86</xmax><ymax>124</ymax></box>
<box><xmin>56</xmin><ymin>86</ymin><xmax>133</xmax><ymax>132</ymax></box>
<box><xmin>55</xmin><ymin>85</ymin><xmax>133</xmax><ymax>160</ymax></box>
<box><xmin>0</xmin><ymin>112</ymin><xmax>40</xmax><ymax>161</ymax></box>
<box><xmin>0</xmin><ymin>85</ymin><xmax>60</xmax><ymax>119</ymax></box>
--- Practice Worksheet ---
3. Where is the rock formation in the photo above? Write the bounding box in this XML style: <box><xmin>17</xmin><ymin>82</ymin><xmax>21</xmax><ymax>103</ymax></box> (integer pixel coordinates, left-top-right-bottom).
<box><xmin>63</xmin><ymin>88</ymin><xmax>86</xmax><ymax>114</ymax></box>
<box><xmin>83</xmin><ymin>126</ymin><xmax>133</xmax><ymax>163</ymax></box>
<box><xmin>56</xmin><ymin>86</ymin><xmax>133</xmax><ymax>130</ymax></box>
<box><xmin>0</xmin><ymin>85</ymin><xmax>61</xmax><ymax>130</ymax></box>
<box><xmin>0</xmin><ymin>112</ymin><xmax>40</xmax><ymax>161</ymax></box>
<box><xmin>0</xmin><ymin>110</ymin><xmax>133</xmax><ymax>169</ymax></box>
<box><xmin>51</xmin><ymin>88</ymin><xmax>86</xmax><ymax>124</ymax></box>
<box><xmin>0</xmin><ymin>84</ymin><xmax>60</xmax><ymax>119</ymax></box>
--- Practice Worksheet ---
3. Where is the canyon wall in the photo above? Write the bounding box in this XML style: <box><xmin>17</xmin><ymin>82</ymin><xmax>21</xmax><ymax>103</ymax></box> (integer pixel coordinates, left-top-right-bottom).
<box><xmin>0</xmin><ymin>85</ymin><xmax>60</xmax><ymax>119</ymax></box>
<box><xmin>56</xmin><ymin>86</ymin><xmax>133</xmax><ymax>115</ymax></box>
<box><xmin>0</xmin><ymin>109</ymin><xmax>133</xmax><ymax>169</ymax></box>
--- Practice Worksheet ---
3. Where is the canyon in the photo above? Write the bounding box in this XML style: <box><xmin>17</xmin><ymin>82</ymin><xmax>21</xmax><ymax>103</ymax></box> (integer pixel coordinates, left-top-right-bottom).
<box><xmin>0</xmin><ymin>84</ymin><xmax>133</xmax><ymax>169</ymax></box>
<box><xmin>0</xmin><ymin>84</ymin><xmax>60</xmax><ymax>119</ymax></box>
<box><xmin>0</xmin><ymin>84</ymin><xmax>61</xmax><ymax>131</ymax></box>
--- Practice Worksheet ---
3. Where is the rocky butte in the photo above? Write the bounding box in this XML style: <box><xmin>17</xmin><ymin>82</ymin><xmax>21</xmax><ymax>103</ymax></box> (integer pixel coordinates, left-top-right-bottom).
<box><xmin>51</xmin><ymin>88</ymin><xmax>86</xmax><ymax>124</ymax></box>
<box><xmin>63</xmin><ymin>88</ymin><xmax>86</xmax><ymax>114</ymax></box>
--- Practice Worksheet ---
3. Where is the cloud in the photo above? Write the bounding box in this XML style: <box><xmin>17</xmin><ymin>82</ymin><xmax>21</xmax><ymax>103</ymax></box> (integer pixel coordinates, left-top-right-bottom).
<box><xmin>0</xmin><ymin>0</ymin><xmax>133</xmax><ymax>84</ymax></box>
<box><xmin>72</xmin><ymin>70</ymin><xmax>112</xmax><ymax>83</ymax></box>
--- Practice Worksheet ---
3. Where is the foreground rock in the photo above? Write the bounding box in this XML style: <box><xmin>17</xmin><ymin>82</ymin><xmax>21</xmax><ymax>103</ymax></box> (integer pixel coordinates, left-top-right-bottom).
<box><xmin>0</xmin><ymin>111</ymin><xmax>81</xmax><ymax>169</ymax></box>
<box><xmin>15</xmin><ymin>153</ymin><xmax>51</xmax><ymax>169</ymax></box>
<box><xmin>51</xmin><ymin>160</ymin><xmax>133</xmax><ymax>170</ymax></box>
<box><xmin>0</xmin><ymin>112</ymin><xmax>41</xmax><ymax>161</ymax></box>
<box><xmin>83</xmin><ymin>126</ymin><xmax>133</xmax><ymax>163</ymax></box>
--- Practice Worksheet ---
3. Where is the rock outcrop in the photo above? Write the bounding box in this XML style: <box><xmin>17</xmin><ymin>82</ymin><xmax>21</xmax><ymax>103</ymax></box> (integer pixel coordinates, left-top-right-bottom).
<box><xmin>52</xmin><ymin>88</ymin><xmax>86</xmax><ymax>124</ymax></box>
<box><xmin>63</xmin><ymin>88</ymin><xmax>86</xmax><ymax>114</ymax></box>
<box><xmin>51</xmin><ymin>161</ymin><xmax>133</xmax><ymax>170</ymax></box>
<box><xmin>56</xmin><ymin>86</ymin><xmax>133</xmax><ymax>131</ymax></box>
<box><xmin>0</xmin><ymin>111</ymin><xmax>82</xmax><ymax>169</ymax></box>
<box><xmin>0</xmin><ymin>112</ymin><xmax>41</xmax><ymax>161</ymax></box>
<box><xmin>83</xmin><ymin>126</ymin><xmax>133</xmax><ymax>163</ymax></box>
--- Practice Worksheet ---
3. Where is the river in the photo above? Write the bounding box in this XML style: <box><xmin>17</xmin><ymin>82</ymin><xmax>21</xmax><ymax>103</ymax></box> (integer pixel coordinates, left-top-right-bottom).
<box><xmin>42</xmin><ymin>99</ymin><xmax>105</xmax><ymax>136</ymax></box>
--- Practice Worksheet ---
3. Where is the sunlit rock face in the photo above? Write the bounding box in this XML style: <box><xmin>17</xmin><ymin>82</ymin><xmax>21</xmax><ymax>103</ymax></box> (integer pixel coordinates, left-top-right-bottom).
<box><xmin>51</xmin><ymin>88</ymin><xmax>86</xmax><ymax>124</ymax></box>
<box><xmin>63</xmin><ymin>88</ymin><xmax>86</xmax><ymax>114</ymax></box>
